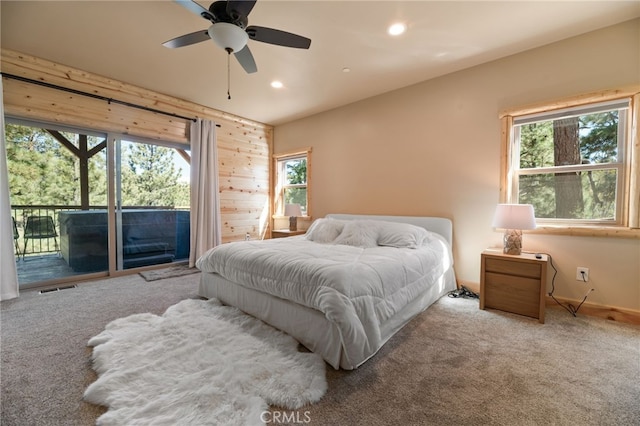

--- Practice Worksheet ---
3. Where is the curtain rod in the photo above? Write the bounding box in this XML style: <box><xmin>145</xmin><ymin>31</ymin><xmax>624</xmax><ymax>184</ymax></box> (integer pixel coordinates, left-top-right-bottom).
<box><xmin>1</xmin><ymin>72</ymin><xmax>221</xmax><ymax>127</ymax></box>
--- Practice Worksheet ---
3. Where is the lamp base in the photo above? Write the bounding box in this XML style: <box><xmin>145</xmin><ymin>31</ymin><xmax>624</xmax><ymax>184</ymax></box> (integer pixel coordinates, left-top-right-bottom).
<box><xmin>289</xmin><ymin>216</ymin><xmax>298</xmax><ymax>232</ymax></box>
<box><xmin>503</xmin><ymin>229</ymin><xmax>523</xmax><ymax>255</ymax></box>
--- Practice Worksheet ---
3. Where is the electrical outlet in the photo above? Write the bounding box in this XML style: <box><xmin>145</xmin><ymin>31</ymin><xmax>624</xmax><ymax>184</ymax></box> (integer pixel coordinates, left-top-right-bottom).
<box><xmin>576</xmin><ymin>267</ymin><xmax>589</xmax><ymax>282</ymax></box>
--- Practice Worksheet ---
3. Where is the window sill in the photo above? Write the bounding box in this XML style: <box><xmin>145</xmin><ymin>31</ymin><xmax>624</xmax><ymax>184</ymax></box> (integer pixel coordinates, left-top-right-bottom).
<box><xmin>529</xmin><ymin>225</ymin><xmax>640</xmax><ymax>239</ymax></box>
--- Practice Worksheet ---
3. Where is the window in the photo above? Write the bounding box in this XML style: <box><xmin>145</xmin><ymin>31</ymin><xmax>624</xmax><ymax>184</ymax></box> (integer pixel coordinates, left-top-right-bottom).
<box><xmin>500</xmin><ymin>89</ymin><xmax>639</xmax><ymax>237</ymax></box>
<box><xmin>274</xmin><ymin>149</ymin><xmax>311</xmax><ymax>216</ymax></box>
<box><xmin>514</xmin><ymin>100</ymin><xmax>627</xmax><ymax>222</ymax></box>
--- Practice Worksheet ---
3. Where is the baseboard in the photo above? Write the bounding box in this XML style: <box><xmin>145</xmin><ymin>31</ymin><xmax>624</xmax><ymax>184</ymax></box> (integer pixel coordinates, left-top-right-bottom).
<box><xmin>545</xmin><ymin>296</ymin><xmax>640</xmax><ymax>326</ymax></box>
<box><xmin>457</xmin><ymin>280</ymin><xmax>640</xmax><ymax>326</ymax></box>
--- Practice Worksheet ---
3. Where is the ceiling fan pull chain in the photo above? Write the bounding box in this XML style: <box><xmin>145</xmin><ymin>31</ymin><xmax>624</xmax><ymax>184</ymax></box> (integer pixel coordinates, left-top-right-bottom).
<box><xmin>227</xmin><ymin>50</ymin><xmax>231</xmax><ymax>100</ymax></box>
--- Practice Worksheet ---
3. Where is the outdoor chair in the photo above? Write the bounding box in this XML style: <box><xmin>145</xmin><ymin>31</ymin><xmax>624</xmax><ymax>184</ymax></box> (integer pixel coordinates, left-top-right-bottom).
<box><xmin>12</xmin><ymin>216</ymin><xmax>20</xmax><ymax>257</ymax></box>
<box><xmin>23</xmin><ymin>215</ymin><xmax>58</xmax><ymax>260</ymax></box>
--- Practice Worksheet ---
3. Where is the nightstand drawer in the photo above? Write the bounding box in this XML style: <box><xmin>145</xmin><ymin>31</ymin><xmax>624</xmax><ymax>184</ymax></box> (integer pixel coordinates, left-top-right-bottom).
<box><xmin>485</xmin><ymin>257</ymin><xmax>541</xmax><ymax>279</ymax></box>
<box><xmin>484</xmin><ymin>272</ymin><xmax>541</xmax><ymax>318</ymax></box>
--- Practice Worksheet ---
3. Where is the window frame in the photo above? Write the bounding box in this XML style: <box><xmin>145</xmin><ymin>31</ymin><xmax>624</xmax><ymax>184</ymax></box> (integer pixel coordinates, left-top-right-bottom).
<box><xmin>499</xmin><ymin>87</ymin><xmax>640</xmax><ymax>239</ymax></box>
<box><xmin>272</xmin><ymin>148</ymin><xmax>312</xmax><ymax>218</ymax></box>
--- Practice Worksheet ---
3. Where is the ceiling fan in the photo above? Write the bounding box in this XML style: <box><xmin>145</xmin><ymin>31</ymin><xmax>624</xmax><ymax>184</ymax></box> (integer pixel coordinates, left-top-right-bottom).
<box><xmin>163</xmin><ymin>0</ymin><xmax>312</xmax><ymax>74</ymax></box>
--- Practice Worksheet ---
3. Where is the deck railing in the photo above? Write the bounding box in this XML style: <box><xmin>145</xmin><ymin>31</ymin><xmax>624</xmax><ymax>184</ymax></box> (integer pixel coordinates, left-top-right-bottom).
<box><xmin>11</xmin><ymin>205</ymin><xmax>187</xmax><ymax>258</ymax></box>
<box><xmin>12</xmin><ymin>205</ymin><xmax>70</xmax><ymax>257</ymax></box>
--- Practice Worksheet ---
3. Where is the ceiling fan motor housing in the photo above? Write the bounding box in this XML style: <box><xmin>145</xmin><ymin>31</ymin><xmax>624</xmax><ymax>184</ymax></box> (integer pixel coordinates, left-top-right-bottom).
<box><xmin>209</xmin><ymin>1</ymin><xmax>248</xmax><ymax>28</ymax></box>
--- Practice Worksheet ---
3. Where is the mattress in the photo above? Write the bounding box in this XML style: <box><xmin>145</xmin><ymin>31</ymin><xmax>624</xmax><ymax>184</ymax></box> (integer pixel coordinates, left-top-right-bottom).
<box><xmin>197</xmin><ymin>214</ymin><xmax>457</xmax><ymax>369</ymax></box>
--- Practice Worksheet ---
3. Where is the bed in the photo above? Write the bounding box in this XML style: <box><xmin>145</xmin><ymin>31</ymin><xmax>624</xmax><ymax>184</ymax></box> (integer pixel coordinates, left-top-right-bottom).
<box><xmin>196</xmin><ymin>214</ymin><xmax>456</xmax><ymax>369</ymax></box>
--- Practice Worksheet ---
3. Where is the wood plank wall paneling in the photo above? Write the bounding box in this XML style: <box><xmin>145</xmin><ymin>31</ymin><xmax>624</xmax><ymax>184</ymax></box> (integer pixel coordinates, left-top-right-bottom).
<box><xmin>1</xmin><ymin>48</ymin><xmax>273</xmax><ymax>242</ymax></box>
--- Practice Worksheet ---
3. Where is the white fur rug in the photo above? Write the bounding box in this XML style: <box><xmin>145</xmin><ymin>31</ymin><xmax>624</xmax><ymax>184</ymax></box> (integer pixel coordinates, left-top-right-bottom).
<box><xmin>84</xmin><ymin>298</ymin><xmax>327</xmax><ymax>425</ymax></box>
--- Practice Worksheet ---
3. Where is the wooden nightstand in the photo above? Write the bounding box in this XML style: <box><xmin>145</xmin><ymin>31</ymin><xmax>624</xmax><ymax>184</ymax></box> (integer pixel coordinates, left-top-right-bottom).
<box><xmin>480</xmin><ymin>249</ymin><xmax>549</xmax><ymax>323</ymax></box>
<box><xmin>271</xmin><ymin>229</ymin><xmax>306</xmax><ymax>239</ymax></box>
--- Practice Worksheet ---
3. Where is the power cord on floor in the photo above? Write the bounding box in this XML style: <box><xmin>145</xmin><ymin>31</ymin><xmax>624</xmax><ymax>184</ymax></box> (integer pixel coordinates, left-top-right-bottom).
<box><xmin>541</xmin><ymin>252</ymin><xmax>594</xmax><ymax>317</ymax></box>
<box><xmin>448</xmin><ymin>285</ymin><xmax>479</xmax><ymax>299</ymax></box>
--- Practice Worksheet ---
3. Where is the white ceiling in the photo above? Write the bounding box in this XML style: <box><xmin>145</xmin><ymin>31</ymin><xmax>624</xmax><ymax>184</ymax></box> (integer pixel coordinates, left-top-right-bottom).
<box><xmin>1</xmin><ymin>1</ymin><xmax>639</xmax><ymax>126</ymax></box>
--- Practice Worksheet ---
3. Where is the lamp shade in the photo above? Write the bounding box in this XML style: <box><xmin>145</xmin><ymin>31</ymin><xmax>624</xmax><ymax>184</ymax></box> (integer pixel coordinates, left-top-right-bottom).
<box><xmin>284</xmin><ymin>203</ymin><xmax>303</xmax><ymax>217</ymax></box>
<box><xmin>208</xmin><ymin>23</ymin><xmax>249</xmax><ymax>53</ymax></box>
<box><xmin>492</xmin><ymin>204</ymin><xmax>536</xmax><ymax>230</ymax></box>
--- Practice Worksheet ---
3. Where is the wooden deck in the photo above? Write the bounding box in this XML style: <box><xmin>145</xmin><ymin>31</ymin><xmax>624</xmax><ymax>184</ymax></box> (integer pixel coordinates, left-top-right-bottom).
<box><xmin>16</xmin><ymin>253</ymin><xmax>89</xmax><ymax>287</ymax></box>
<box><xmin>15</xmin><ymin>253</ymin><xmax>188</xmax><ymax>289</ymax></box>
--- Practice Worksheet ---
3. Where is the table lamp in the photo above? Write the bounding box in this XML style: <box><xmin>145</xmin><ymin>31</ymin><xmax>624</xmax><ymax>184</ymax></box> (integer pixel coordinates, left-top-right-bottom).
<box><xmin>492</xmin><ymin>204</ymin><xmax>536</xmax><ymax>255</ymax></box>
<box><xmin>284</xmin><ymin>203</ymin><xmax>303</xmax><ymax>231</ymax></box>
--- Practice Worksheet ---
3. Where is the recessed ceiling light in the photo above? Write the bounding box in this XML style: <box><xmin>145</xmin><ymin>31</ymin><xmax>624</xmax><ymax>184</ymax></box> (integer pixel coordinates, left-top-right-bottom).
<box><xmin>270</xmin><ymin>81</ymin><xmax>283</xmax><ymax>89</ymax></box>
<box><xmin>342</xmin><ymin>67</ymin><xmax>351</xmax><ymax>73</ymax></box>
<box><xmin>388</xmin><ymin>22</ymin><xmax>406</xmax><ymax>36</ymax></box>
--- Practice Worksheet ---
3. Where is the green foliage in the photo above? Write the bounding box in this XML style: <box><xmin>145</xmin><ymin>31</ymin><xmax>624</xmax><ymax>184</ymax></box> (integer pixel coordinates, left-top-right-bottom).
<box><xmin>120</xmin><ymin>142</ymin><xmax>185</xmax><ymax>207</ymax></box>
<box><xmin>173</xmin><ymin>182</ymin><xmax>191</xmax><ymax>209</ymax></box>
<box><xmin>6</xmin><ymin>126</ymin><xmax>78</xmax><ymax>205</ymax></box>
<box><xmin>283</xmin><ymin>159</ymin><xmax>307</xmax><ymax>210</ymax></box>
<box><xmin>519</xmin><ymin>122</ymin><xmax>553</xmax><ymax>169</ymax></box>
<box><xmin>286</xmin><ymin>159</ymin><xmax>306</xmax><ymax>185</ymax></box>
<box><xmin>579</xmin><ymin>111</ymin><xmax>618</xmax><ymax>163</ymax></box>
<box><xmin>518</xmin><ymin>111</ymin><xmax>619</xmax><ymax>220</ymax></box>
<box><xmin>6</xmin><ymin>124</ymin><xmax>189</xmax><ymax>209</ymax></box>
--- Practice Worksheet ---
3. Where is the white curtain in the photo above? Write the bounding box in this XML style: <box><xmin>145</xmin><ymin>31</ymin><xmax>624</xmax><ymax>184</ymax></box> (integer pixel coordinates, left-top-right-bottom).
<box><xmin>0</xmin><ymin>79</ymin><xmax>19</xmax><ymax>300</ymax></box>
<box><xmin>189</xmin><ymin>118</ymin><xmax>222</xmax><ymax>267</ymax></box>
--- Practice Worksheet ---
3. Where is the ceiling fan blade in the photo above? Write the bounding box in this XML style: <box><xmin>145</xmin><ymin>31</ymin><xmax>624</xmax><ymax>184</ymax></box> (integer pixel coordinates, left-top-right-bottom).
<box><xmin>174</xmin><ymin>0</ymin><xmax>214</xmax><ymax>21</ymax></box>
<box><xmin>163</xmin><ymin>30</ymin><xmax>211</xmax><ymax>48</ymax></box>
<box><xmin>246</xmin><ymin>26</ymin><xmax>311</xmax><ymax>49</ymax></box>
<box><xmin>234</xmin><ymin>45</ymin><xmax>257</xmax><ymax>74</ymax></box>
<box><xmin>226</xmin><ymin>0</ymin><xmax>257</xmax><ymax>19</ymax></box>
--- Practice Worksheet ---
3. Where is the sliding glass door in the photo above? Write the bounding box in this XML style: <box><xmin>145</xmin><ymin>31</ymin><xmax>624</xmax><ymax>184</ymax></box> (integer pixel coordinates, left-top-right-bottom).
<box><xmin>114</xmin><ymin>138</ymin><xmax>190</xmax><ymax>271</ymax></box>
<box><xmin>6</xmin><ymin>120</ymin><xmax>109</xmax><ymax>285</ymax></box>
<box><xmin>5</xmin><ymin>119</ymin><xmax>191</xmax><ymax>287</ymax></box>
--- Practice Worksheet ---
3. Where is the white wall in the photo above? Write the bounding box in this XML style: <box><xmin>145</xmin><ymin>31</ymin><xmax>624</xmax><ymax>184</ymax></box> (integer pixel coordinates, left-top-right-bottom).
<box><xmin>273</xmin><ymin>19</ymin><xmax>640</xmax><ymax>312</ymax></box>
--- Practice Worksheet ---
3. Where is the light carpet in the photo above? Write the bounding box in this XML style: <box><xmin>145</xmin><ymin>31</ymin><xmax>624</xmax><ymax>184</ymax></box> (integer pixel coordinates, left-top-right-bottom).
<box><xmin>84</xmin><ymin>298</ymin><xmax>327</xmax><ymax>425</ymax></box>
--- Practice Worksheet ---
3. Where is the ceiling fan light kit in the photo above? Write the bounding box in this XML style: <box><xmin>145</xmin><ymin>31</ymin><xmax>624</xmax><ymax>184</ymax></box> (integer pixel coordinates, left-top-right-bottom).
<box><xmin>208</xmin><ymin>22</ymin><xmax>248</xmax><ymax>53</ymax></box>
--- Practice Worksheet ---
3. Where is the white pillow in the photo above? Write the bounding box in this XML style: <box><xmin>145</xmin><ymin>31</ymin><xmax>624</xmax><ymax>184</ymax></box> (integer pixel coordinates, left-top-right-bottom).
<box><xmin>332</xmin><ymin>220</ymin><xmax>379</xmax><ymax>248</ymax></box>
<box><xmin>305</xmin><ymin>218</ymin><xmax>346</xmax><ymax>244</ymax></box>
<box><xmin>377</xmin><ymin>221</ymin><xmax>429</xmax><ymax>249</ymax></box>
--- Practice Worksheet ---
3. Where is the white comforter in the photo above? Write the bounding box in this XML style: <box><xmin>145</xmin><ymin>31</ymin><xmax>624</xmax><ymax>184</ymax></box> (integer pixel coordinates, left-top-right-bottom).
<box><xmin>196</xmin><ymin>234</ymin><xmax>452</xmax><ymax>367</ymax></box>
